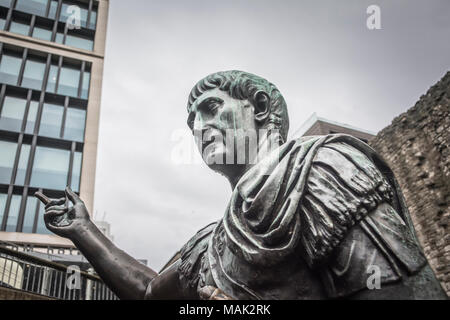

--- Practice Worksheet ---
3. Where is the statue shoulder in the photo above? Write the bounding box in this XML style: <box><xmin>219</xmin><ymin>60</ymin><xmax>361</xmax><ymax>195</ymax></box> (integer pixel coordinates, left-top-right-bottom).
<box><xmin>178</xmin><ymin>222</ymin><xmax>218</xmax><ymax>291</ymax></box>
<box><xmin>296</xmin><ymin>134</ymin><xmax>397</xmax><ymax>268</ymax></box>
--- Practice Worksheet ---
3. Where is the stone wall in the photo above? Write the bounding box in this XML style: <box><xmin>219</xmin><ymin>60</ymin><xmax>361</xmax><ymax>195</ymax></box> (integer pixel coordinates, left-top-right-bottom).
<box><xmin>370</xmin><ymin>71</ymin><xmax>450</xmax><ymax>296</ymax></box>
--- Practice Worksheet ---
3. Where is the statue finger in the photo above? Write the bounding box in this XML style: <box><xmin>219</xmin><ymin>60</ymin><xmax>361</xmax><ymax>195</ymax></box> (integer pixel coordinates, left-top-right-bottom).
<box><xmin>45</xmin><ymin>222</ymin><xmax>59</xmax><ymax>233</ymax></box>
<box><xmin>35</xmin><ymin>192</ymin><xmax>51</xmax><ymax>205</ymax></box>
<box><xmin>44</xmin><ymin>210</ymin><xmax>67</xmax><ymax>221</ymax></box>
<box><xmin>45</xmin><ymin>197</ymin><xmax>66</xmax><ymax>209</ymax></box>
<box><xmin>65</xmin><ymin>187</ymin><xmax>82</xmax><ymax>205</ymax></box>
<box><xmin>45</xmin><ymin>221</ymin><xmax>69</xmax><ymax>233</ymax></box>
<box><xmin>45</xmin><ymin>205</ymin><xmax>68</xmax><ymax>212</ymax></box>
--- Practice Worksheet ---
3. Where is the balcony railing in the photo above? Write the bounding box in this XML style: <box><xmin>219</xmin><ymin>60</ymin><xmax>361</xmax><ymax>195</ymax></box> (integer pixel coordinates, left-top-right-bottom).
<box><xmin>0</xmin><ymin>242</ymin><xmax>118</xmax><ymax>300</ymax></box>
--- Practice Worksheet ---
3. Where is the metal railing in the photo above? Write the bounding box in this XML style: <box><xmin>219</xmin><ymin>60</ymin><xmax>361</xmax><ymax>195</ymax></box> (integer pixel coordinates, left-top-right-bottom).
<box><xmin>0</xmin><ymin>244</ymin><xmax>118</xmax><ymax>300</ymax></box>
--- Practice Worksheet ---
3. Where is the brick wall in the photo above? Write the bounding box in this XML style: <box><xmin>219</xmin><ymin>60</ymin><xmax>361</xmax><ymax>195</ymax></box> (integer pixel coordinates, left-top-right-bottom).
<box><xmin>370</xmin><ymin>71</ymin><xmax>450</xmax><ymax>296</ymax></box>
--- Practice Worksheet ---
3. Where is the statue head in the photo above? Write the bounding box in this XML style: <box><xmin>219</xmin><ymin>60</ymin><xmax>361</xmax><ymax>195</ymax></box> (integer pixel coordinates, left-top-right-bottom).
<box><xmin>187</xmin><ymin>70</ymin><xmax>289</xmax><ymax>185</ymax></box>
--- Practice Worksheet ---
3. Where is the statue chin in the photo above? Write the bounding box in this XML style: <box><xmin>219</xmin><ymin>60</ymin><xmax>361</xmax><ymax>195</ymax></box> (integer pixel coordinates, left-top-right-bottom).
<box><xmin>202</xmin><ymin>145</ymin><xmax>228</xmax><ymax>167</ymax></box>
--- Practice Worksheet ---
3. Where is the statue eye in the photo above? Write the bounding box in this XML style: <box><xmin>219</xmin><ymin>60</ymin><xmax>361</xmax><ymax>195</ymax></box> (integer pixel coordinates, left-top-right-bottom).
<box><xmin>208</xmin><ymin>101</ymin><xmax>222</xmax><ymax>112</ymax></box>
<box><xmin>196</xmin><ymin>98</ymin><xmax>223</xmax><ymax>117</ymax></box>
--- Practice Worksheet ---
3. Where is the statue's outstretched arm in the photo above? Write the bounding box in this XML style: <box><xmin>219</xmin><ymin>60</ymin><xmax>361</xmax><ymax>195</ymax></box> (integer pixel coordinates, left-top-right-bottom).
<box><xmin>35</xmin><ymin>187</ymin><xmax>158</xmax><ymax>300</ymax></box>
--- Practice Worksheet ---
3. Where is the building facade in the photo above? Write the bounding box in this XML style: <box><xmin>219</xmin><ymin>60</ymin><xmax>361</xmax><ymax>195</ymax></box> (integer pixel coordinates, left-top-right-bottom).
<box><xmin>0</xmin><ymin>0</ymin><xmax>108</xmax><ymax>252</ymax></box>
<box><xmin>292</xmin><ymin>113</ymin><xmax>376</xmax><ymax>142</ymax></box>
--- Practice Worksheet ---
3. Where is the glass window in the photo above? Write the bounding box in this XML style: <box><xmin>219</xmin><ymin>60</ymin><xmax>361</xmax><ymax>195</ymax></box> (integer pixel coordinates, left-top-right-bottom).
<box><xmin>59</xmin><ymin>3</ymin><xmax>70</xmax><ymax>24</ymax></box>
<box><xmin>16</xmin><ymin>0</ymin><xmax>48</xmax><ymax>17</ymax></box>
<box><xmin>80</xmin><ymin>7</ymin><xmax>88</xmax><ymax>28</ymax></box>
<box><xmin>25</xmin><ymin>101</ymin><xmax>38</xmax><ymax>134</ymax></box>
<box><xmin>48</xmin><ymin>0</ymin><xmax>58</xmax><ymax>19</ymax></box>
<box><xmin>39</xmin><ymin>103</ymin><xmax>63</xmax><ymax>138</ymax></box>
<box><xmin>22</xmin><ymin>196</ymin><xmax>37</xmax><ymax>233</ymax></box>
<box><xmin>89</xmin><ymin>10</ymin><xmax>97</xmax><ymax>29</ymax></box>
<box><xmin>46</xmin><ymin>64</ymin><xmax>58</xmax><ymax>93</ymax></box>
<box><xmin>81</xmin><ymin>70</ymin><xmax>90</xmax><ymax>99</ymax></box>
<box><xmin>0</xmin><ymin>96</ymin><xmax>27</xmax><ymax>132</ymax></box>
<box><xmin>0</xmin><ymin>193</ymin><xmax>7</xmax><ymax>228</ymax></box>
<box><xmin>0</xmin><ymin>55</ymin><xmax>22</xmax><ymax>86</ymax></box>
<box><xmin>5</xmin><ymin>194</ymin><xmax>21</xmax><ymax>232</ymax></box>
<box><xmin>9</xmin><ymin>21</ymin><xmax>30</xmax><ymax>36</ymax></box>
<box><xmin>0</xmin><ymin>18</ymin><xmax>5</xmax><ymax>31</ymax></box>
<box><xmin>65</xmin><ymin>34</ymin><xmax>93</xmax><ymax>51</ymax></box>
<box><xmin>71</xmin><ymin>151</ymin><xmax>82</xmax><ymax>192</ymax></box>
<box><xmin>64</xmin><ymin>108</ymin><xmax>85</xmax><ymax>141</ymax></box>
<box><xmin>32</xmin><ymin>26</ymin><xmax>52</xmax><ymax>41</ymax></box>
<box><xmin>58</xmin><ymin>65</ymin><xmax>80</xmax><ymax>97</ymax></box>
<box><xmin>60</xmin><ymin>3</ymin><xmax>88</xmax><ymax>28</ymax></box>
<box><xmin>36</xmin><ymin>201</ymin><xmax>51</xmax><ymax>234</ymax></box>
<box><xmin>0</xmin><ymin>140</ymin><xmax>17</xmax><ymax>184</ymax></box>
<box><xmin>30</xmin><ymin>146</ymin><xmax>70</xmax><ymax>190</ymax></box>
<box><xmin>0</xmin><ymin>0</ymin><xmax>12</xmax><ymax>8</ymax></box>
<box><xmin>22</xmin><ymin>59</ymin><xmax>46</xmax><ymax>90</ymax></box>
<box><xmin>15</xmin><ymin>143</ymin><xmax>30</xmax><ymax>185</ymax></box>
<box><xmin>55</xmin><ymin>32</ymin><xmax>64</xmax><ymax>44</ymax></box>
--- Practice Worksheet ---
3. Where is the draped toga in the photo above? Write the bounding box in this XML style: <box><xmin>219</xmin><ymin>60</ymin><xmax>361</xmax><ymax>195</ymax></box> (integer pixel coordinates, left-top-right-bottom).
<box><xmin>175</xmin><ymin>134</ymin><xmax>429</xmax><ymax>299</ymax></box>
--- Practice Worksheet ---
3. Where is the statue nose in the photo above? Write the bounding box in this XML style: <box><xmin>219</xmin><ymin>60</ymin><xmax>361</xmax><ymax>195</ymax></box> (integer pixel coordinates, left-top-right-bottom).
<box><xmin>192</xmin><ymin>127</ymin><xmax>209</xmax><ymax>147</ymax></box>
<box><xmin>193</xmin><ymin>112</ymin><xmax>219</xmax><ymax>132</ymax></box>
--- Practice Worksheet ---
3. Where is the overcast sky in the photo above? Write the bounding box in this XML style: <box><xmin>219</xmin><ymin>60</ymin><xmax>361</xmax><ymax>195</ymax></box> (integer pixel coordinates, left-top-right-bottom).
<box><xmin>93</xmin><ymin>0</ymin><xmax>450</xmax><ymax>270</ymax></box>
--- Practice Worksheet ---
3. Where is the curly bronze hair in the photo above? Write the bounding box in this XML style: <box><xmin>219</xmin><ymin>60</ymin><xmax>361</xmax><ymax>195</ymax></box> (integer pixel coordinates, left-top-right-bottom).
<box><xmin>187</xmin><ymin>70</ymin><xmax>289</xmax><ymax>142</ymax></box>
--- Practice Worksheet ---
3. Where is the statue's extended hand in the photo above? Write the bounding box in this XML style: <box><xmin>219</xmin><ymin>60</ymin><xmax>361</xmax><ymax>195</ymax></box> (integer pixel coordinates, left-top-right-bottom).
<box><xmin>35</xmin><ymin>187</ymin><xmax>91</xmax><ymax>239</ymax></box>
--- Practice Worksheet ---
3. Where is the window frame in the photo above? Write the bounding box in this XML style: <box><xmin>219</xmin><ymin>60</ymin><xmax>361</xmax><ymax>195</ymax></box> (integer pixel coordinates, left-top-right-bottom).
<box><xmin>0</xmin><ymin>43</ymin><xmax>90</xmax><ymax>234</ymax></box>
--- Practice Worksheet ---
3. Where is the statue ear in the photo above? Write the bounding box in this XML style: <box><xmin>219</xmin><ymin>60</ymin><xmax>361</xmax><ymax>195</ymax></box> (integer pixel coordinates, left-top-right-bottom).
<box><xmin>253</xmin><ymin>91</ymin><xmax>270</xmax><ymax>123</ymax></box>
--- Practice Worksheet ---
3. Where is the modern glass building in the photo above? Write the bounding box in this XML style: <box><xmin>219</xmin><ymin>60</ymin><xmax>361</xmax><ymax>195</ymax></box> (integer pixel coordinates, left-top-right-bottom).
<box><xmin>0</xmin><ymin>0</ymin><xmax>108</xmax><ymax>251</ymax></box>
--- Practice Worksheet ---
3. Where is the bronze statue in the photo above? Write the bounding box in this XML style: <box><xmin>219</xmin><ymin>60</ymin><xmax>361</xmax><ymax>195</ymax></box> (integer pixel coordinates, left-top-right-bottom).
<box><xmin>36</xmin><ymin>71</ymin><xmax>447</xmax><ymax>300</ymax></box>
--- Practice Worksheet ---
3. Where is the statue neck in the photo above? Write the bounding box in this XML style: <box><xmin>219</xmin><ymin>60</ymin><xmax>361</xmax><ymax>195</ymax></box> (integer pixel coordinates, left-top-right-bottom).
<box><xmin>227</xmin><ymin>131</ymin><xmax>284</xmax><ymax>190</ymax></box>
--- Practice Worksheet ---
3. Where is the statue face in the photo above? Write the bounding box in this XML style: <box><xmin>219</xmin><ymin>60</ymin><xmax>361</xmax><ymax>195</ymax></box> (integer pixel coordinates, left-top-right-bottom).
<box><xmin>188</xmin><ymin>88</ymin><xmax>258</xmax><ymax>173</ymax></box>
